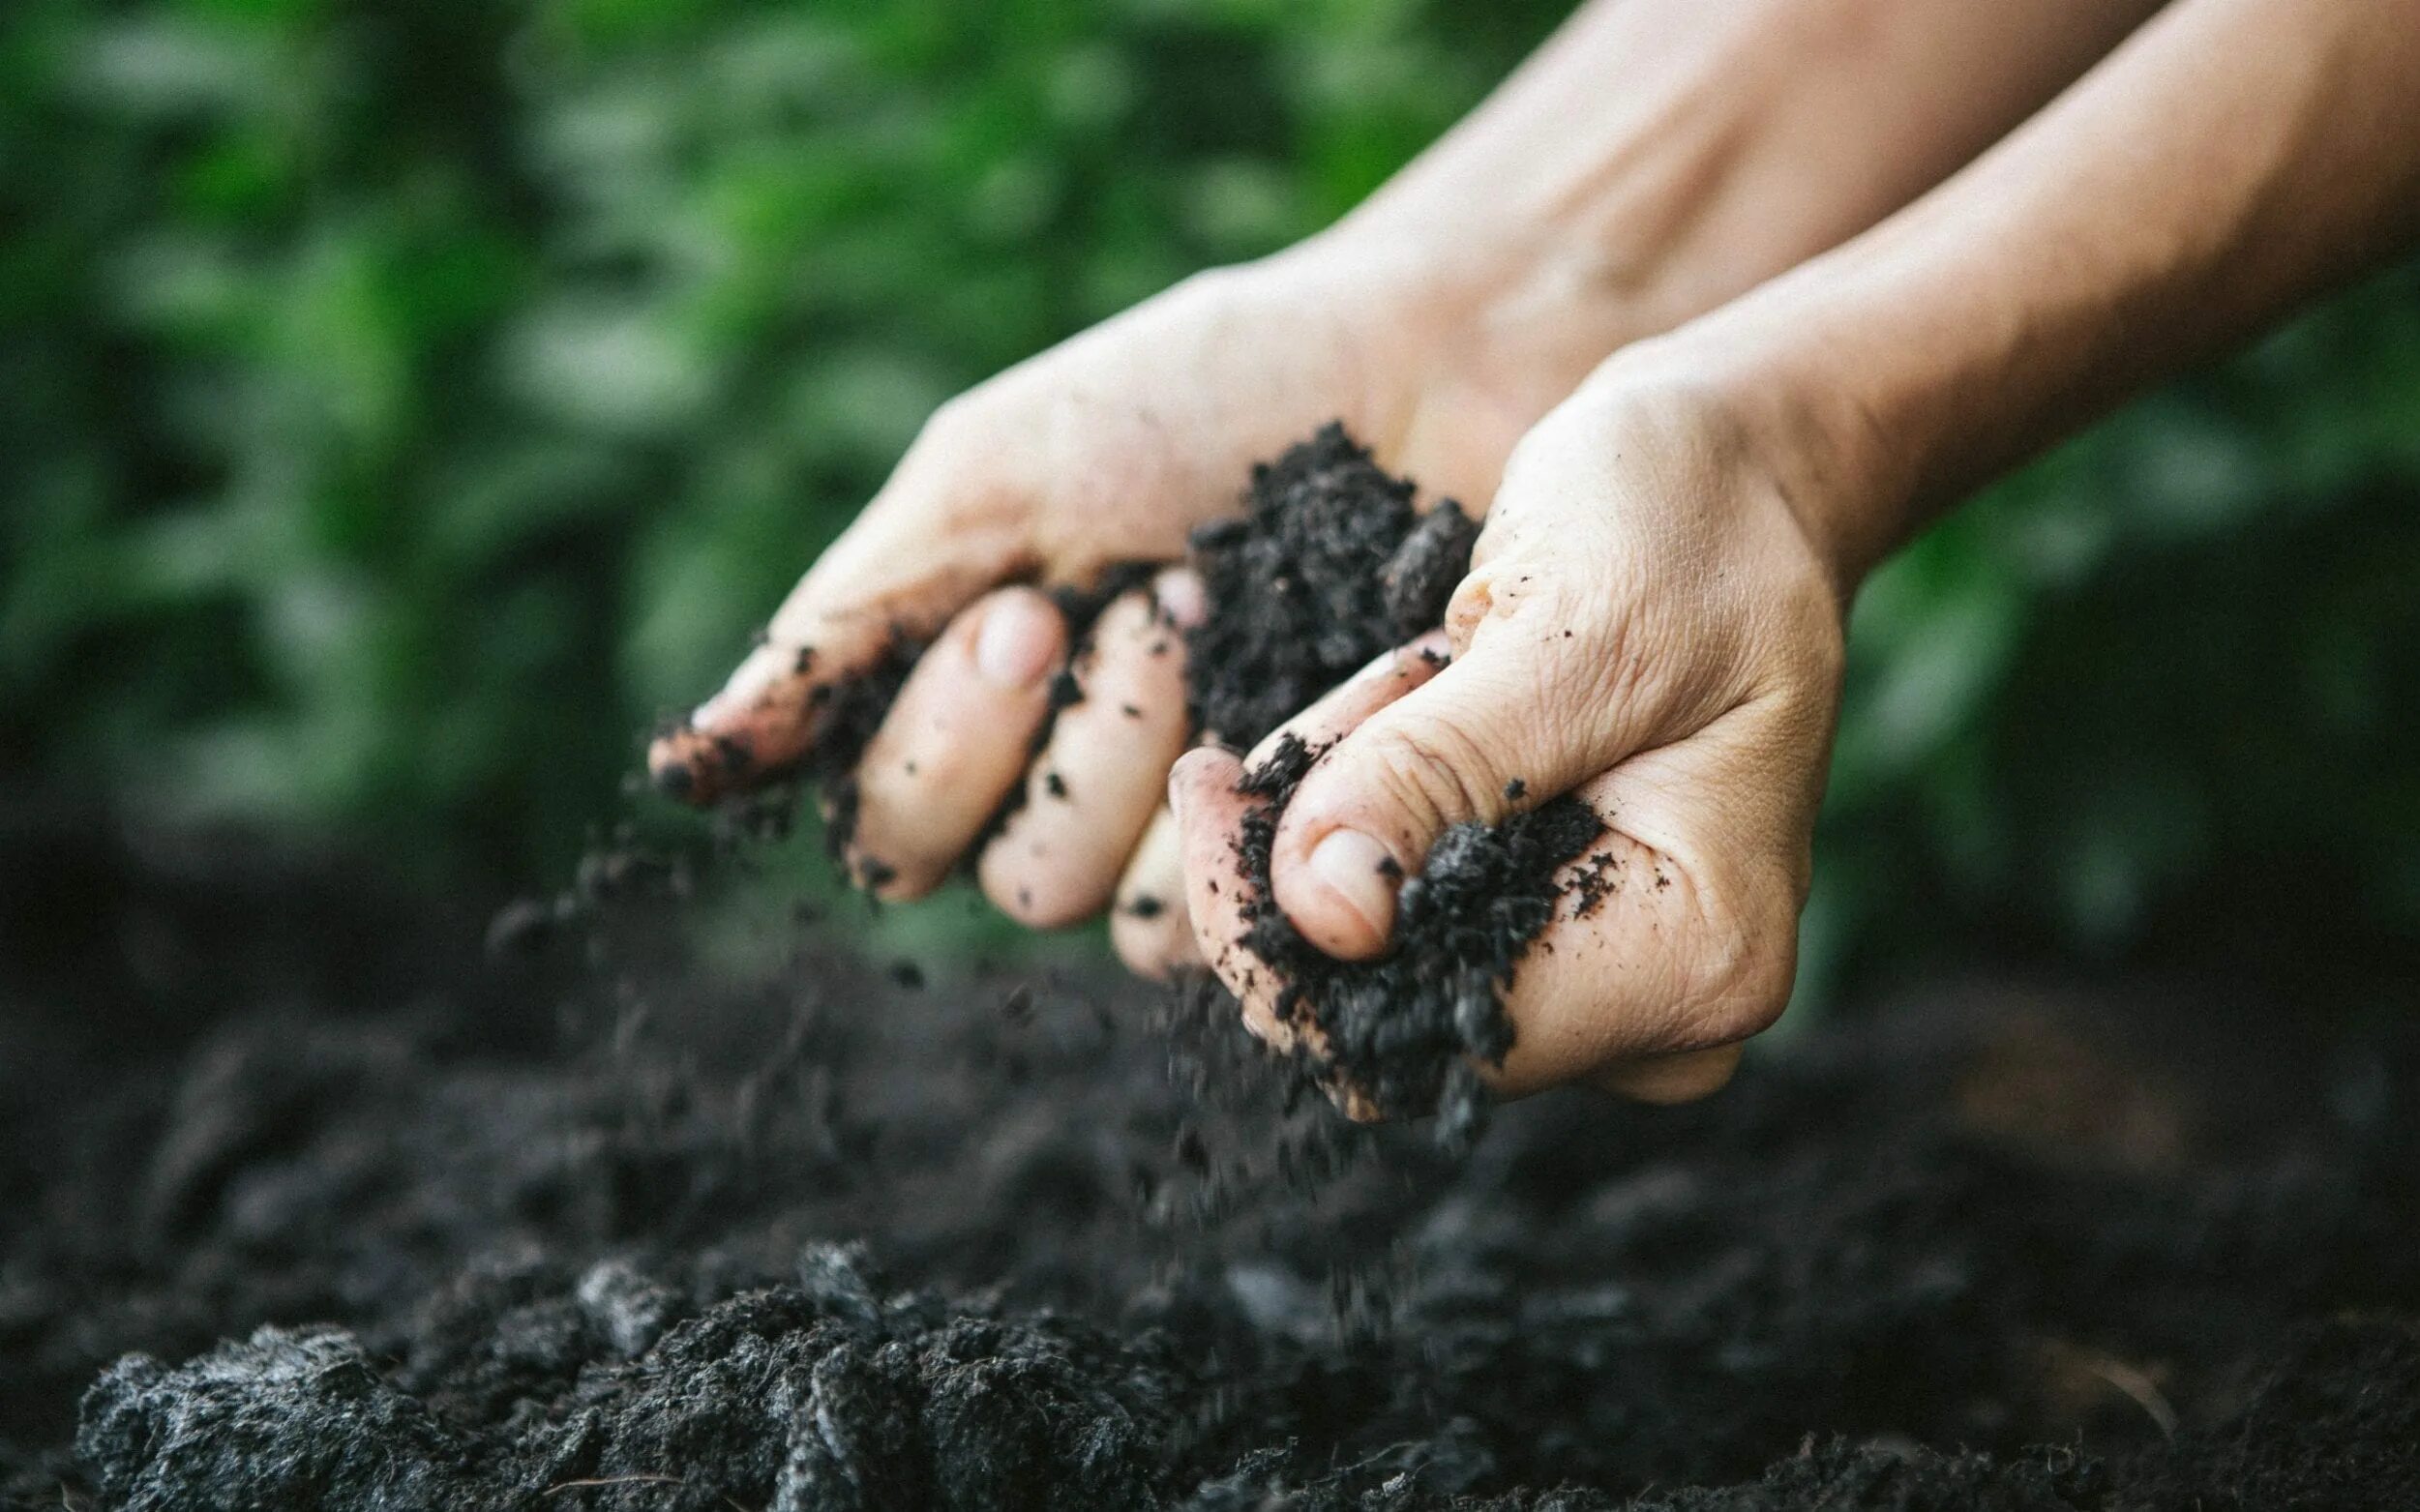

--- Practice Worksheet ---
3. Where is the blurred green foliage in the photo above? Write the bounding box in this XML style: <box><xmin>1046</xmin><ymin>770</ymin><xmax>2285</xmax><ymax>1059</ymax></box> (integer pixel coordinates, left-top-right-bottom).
<box><xmin>4</xmin><ymin>0</ymin><xmax>2416</xmax><ymax>995</ymax></box>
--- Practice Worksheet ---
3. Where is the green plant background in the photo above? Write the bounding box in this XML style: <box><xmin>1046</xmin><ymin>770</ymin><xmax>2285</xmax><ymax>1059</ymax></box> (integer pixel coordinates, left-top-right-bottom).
<box><xmin>6</xmin><ymin>0</ymin><xmax>2416</xmax><ymax>1005</ymax></box>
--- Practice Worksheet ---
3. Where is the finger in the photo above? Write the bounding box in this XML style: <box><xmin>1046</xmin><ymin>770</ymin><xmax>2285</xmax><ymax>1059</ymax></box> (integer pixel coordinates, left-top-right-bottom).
<box><xmin>978</xmin><ymin>571</ymin><xmax>1205</xmax><ymax>928</ymax></box>
<box><xmin>1477</xmin><ymin>694</ymin><xmax>1824</xmax><ymax>1097</ymax></box>
<box><xmin>1108</xmin><ymin>806</ymin><xmax>1199</xmax><ymax>980</ymax></box>
<box><xmin>1265</xmin><ymin>616</ymin><xmax>1622</xmax><ymax>963</ymax></box>
<box><xmin>842</xmin><ymin>587</ymin><xmax>1066</xmax><ymax>898</ymax></box>
<box><xmin>1168</xmin><ymin>748</ymin><xmax>1378</xmax><ymax>1124</ymax></box>
<box><xmin>1170</xmin><ymin>636</ymin><xmax>1446</xmax><ymax>1045</ymax></box>
<box><xmin>647</xmin><ymin>459</ymin><xmax>1028</xmax><ymax>804</ymax></box>
<box><xmin>1168</xmin><ymin>746</ymin><xmax>1296</xmax><ymax>1051</ymax></box>
<box><xmin>1236</xmin><ymin>630</ymin><xmax>1453</xmax><ymax>774</ymax></box>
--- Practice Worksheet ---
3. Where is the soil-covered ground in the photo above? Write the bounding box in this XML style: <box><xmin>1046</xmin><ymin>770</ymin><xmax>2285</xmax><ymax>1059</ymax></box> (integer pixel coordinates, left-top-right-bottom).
<box><xmin>5</xmin><ymin>804</ymin><xmax>2420</xmax><ymax>1510</ymax></box>
<box><xmin>10</xmin><ymin>429</ymin><xmax>2419</xmax><ymax>1508</ymax></box>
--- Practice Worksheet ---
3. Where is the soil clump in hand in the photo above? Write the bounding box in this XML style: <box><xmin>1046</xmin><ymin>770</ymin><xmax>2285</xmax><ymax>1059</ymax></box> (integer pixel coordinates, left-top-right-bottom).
<box><xmin>1184</xmin><ymin>421</ymin><xmax>1478</xmax><ymax>749</ymax></box>
<box><xmin>1232</xmin><ymin>734</ymin><xmax>1604</xmax><ymax>1133</ymax></box>
<box><xmin>1179</xmin><ymin>422</ymin><xmax>1587</xmax><ymax>1130</ymax></box>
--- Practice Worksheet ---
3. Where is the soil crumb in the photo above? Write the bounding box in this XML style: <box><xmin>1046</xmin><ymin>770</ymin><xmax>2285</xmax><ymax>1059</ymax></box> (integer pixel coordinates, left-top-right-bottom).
<box><xmin>1185</xmin><ymin>422</ymin><xmax>1478</xmax><ymax>749</ymax></box>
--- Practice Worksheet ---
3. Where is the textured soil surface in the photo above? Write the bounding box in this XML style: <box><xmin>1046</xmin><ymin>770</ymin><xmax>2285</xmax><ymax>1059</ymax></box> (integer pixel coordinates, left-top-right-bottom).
<box><xmin>1184</xmin><ymin>422</ymin><xmax>1478</xmax><ymax>751</ymax></box>
<box><xmin>6</xmin><ymin>810</ymin><xmax>2420</xmax><ymax>1510</ymax></box>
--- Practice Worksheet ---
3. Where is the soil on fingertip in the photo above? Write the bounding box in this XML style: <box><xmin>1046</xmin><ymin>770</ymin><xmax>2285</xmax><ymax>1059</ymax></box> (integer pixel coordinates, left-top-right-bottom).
<box><xmin>7</xmin><ymin>809</ymin><xmax>2420</xmax><ymax>1510</ymax></box>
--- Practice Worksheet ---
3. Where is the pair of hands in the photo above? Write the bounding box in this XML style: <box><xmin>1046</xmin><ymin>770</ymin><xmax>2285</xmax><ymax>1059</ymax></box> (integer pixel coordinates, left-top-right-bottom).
<box><xmin>649</xmin><ymin>243</ymin><xmax>1848</xmax><ymax>1108</ymax></box>
<box><xmin>648</xmin><ymin>0</ymin><xmax>2420</xmax><ymax>1113</ymax></box>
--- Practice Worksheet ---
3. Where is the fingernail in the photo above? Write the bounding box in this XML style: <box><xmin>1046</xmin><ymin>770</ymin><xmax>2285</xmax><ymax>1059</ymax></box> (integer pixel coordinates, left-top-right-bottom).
<box><xmin>1151</xmin><ymin>568</ymin><xmax>1209</xmax><ymax>628</ymax></box>
<box><xmin>1308</xmin><ymin>828</ymin><xmax>1400</xmax><ymax>944</ymax></box>
<box><xmin>975</xmin><ymin>593</ymin><xmax>1060</xmax><ymax>689</ymax></box>
<box><xmin>1167</xmin><ymin>748</ymin><xmax>1219</xmax><ymax>822</ymax></box>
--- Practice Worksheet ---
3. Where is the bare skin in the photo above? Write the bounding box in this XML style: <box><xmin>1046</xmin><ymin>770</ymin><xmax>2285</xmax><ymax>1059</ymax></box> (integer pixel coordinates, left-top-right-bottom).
<box><xmin>1174</xmin><ymin>0</ymin><xmax>2420</xmax><ymax>1106</ymax></box>
<box><xmin>648</xmin><ymin>0</ymin><xmax>2166</xmax><ymax>977</ymax></box>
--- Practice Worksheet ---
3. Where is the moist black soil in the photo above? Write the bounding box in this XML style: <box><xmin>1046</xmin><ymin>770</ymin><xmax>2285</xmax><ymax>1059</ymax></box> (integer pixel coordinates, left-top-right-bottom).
<box><xmin>1184</xmin><ymin>422</ymin><xmax>1478</xmax><ymax>750</ymax></box>
<box><xmin>7</xmin><ymin>809</ymin><xmax>2420</xmax><ymax>1509</ymax></box>
<box><xmin>732</xmin><ymin>421</ymin><xmax>1477</xmax><ymax>886</ymax></box>
<box><xmin>657</xmin><ymin>566</ymin><xmax>1159</xmax><ymax>886</ymax></box>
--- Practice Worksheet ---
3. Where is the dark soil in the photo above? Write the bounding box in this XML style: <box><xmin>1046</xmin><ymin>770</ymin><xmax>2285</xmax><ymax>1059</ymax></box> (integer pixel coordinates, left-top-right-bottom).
<box><xmin>699</xmin><ymin>421</ymin><xmax>1478</xmax><ymax>889</ymax></box>
<box><xmin>6</xmin><ymin>809</ymin><xmax>2420</xmax><ymax>1510</ymax></box>
<box><xmin>655</xmin><ymin>566</ymin><xmax>1159</xmax><ymax>887</ymax></box>
<box><xmin>1184</xmin><ymin>422</ymin><xmax>1478</xmax><ymax>750</ymax></box>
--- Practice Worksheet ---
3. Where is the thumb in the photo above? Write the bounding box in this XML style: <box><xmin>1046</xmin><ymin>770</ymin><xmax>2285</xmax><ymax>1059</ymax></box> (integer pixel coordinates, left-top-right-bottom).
<box><xmin>1268</xmin><ymin>631</ymin><xmax>1634</xmax><ymax>962</ymax></box>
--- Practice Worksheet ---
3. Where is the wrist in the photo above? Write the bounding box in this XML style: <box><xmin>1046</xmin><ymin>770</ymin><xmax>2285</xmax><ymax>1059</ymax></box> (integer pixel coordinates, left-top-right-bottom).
<box><xmin>1575</xmin><ymin>320</ymin><xmax>1925</xmax><ymax>595</ymax></box>
<box><xmin>1271</xmin><ymin>206</ymin><xmax>1673</xmax><ymax>439</ymax></box>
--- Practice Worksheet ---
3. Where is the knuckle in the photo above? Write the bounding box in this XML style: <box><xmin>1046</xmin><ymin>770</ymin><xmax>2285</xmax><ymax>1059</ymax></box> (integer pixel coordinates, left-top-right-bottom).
<box><xmin>1356</xmin><ymin>714</ymin><xmax>1499</xmax><ymax>835</ymax></box>
<box><xmin>1683</xmin><ymin>885</ymin><xmax>1800</xmax><ymax>1046</ymax></box>
<box><xmin>914</xmin><ymin>391</ymin><xmax>986</xmax><ymax>454</ymax></box>
<box><xmin>897</xmin><ymin>401</ymin><xmax>979</xmax><ymax>489</ymax></box>
<box><xmin>1574</xmin><ymin>608</ymin><xmax>1656</xmax><ymax>713</ymax></box>
<box><xmin>895</xmin><ymin>396</ymin><xmax>1025</xmax><ymax>521</ymax></box>
<box><xmin>1162</xmin><ymin>263</ymin><xmax>1250</xmax><ymax>310</ymax></box>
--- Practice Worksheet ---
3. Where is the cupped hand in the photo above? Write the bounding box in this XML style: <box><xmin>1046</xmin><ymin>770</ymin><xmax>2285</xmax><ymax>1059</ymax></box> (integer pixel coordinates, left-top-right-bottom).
<box><xmin>1170</xmin><ymin>366</ymin><xmax>1851</xmax><ymax>1106</ymax></box>
<box><xmin>649</xmin><ymin>238</ymin><xmax>1627</xmax><ymax>972</ymax></box>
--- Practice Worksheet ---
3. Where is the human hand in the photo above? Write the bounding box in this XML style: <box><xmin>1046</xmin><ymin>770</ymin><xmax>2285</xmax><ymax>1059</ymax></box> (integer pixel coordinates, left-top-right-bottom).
<box><xmin>647</xmin><ymin>239</ymin><xmax>1628</xmax><ymax>972</ymax></box>
<box><xmin>1169</xmin><ymin>365</ymin><xmax>1852</xmax><ymax>1107</ymax></box>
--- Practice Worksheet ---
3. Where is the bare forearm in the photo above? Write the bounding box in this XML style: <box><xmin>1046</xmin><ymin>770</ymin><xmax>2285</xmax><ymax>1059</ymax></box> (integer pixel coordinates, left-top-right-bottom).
<box><xmin>1309</xmin><ymin>0</ymin><xmax>2168</xmax><ymax>364</ymax></box>
<box><xmin>1648</xmin><ymin>0</ymin><xmax>2420</xmax><ymax>578</ymax></box>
